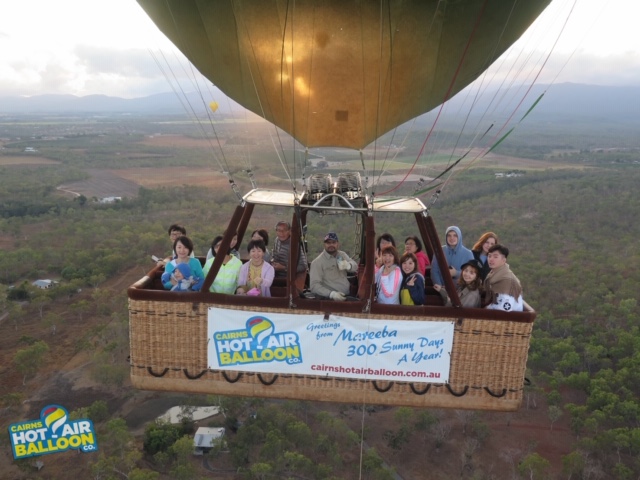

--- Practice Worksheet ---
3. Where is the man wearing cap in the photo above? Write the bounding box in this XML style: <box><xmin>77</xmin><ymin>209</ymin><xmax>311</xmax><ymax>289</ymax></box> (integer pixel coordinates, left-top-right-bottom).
<box><xmin>309</xmin><ymin>232</ymin><xmax>358</xmax><ymax>301</ymax></box>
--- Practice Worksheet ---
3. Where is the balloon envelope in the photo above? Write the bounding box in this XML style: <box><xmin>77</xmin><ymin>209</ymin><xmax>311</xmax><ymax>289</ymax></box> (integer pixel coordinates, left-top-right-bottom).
<box><xmin>209</xmin><ymin>101</ymin><xmax>219</xmax><ymax>113</ymax></box>
<box><xmin>138</xmin><ymin>0</ymin><xmax>550</xmax><ymax>150</ymax></box>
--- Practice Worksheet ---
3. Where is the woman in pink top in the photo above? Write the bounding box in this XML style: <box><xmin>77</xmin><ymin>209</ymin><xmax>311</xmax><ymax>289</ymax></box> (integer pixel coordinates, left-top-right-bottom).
<box><xmin>404</xmin><ymin>235</ymin><xmax>429</xmax><ymax>276</ymax></box>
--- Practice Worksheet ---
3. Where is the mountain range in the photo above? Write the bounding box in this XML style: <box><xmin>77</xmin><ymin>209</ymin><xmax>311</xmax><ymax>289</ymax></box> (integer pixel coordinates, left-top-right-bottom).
<box><xmin>1</xmin><ymin>83</ymin><xmax>639</xmax><ymax>126</ymax></box>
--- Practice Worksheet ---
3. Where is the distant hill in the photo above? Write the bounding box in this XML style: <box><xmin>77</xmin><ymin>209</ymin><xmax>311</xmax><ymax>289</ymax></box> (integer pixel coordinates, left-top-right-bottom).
<box><xmin>0</xmin><ymin>90</ymin><xmax>240</xmax><ymax>115</ymax></box>
<box><xmin>2</xmin><ymin>83</ymin><xmax>640</xmax><ymax>126</ymax></box>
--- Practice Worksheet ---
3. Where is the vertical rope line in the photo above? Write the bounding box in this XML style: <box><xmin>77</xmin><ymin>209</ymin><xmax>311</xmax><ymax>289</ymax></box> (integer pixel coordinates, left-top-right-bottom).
<box><xmin>230</xmin><ymin>0</ymin><xmax>297</xmax><ymax>188</ymax></box>
<box><xmin>439</xmin><ymin>0</ymin><xmax>579</xmax><ymax>190</ymax></box>
<box><xmin>378</xmin><ymin>0</ymin><xmax>491</xmax><ymax>196</ymax></box>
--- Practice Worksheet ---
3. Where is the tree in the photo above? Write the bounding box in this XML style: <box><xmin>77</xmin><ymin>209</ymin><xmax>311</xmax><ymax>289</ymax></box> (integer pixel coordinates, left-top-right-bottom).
<box><xmin>7</xmin><ymin>282</ymin><xmax>30</xmax><ymax>301</ymax></box>
<box><xmin>30</xmin><ymin>289</ymin><xmax>52</xmax><ymax>320</ymax></box>
<box><xmin>13</xmin><ymin>341</ymin><xmax>49</xmax><ymax>384</ymax></box>
<box><xmin>89</xmin><ymin>273</ymin><xmax>107</xmax><ymax>289</ymax></box>
<box><xmin>433</xmin><ymin>422</ymin><xmax>451</xmax><ymax>450</ymax></box>
<box><xmin>518</xmin><ymin>452</ymin><xmax>551</xmax><ymax>480</ymax></box>
<box><xmin>383</xmin><ymin>424</ymin><xmax>411</xmax><ymax>452</ymax></box>
<box><xmin>548</xmin><ymin>405</ymin><xmax>563</xmax><ymax>431</ymax></box>
<box><xmin>91</xmin><ymin>418</ymin><xmax>142</xmax><ymax>480</ymax></box>
<box><xmin>71</xmin><ymin>299</ymin><xmax>91</xmax><ymax>321</ymax></box>
<box><xmin>128</xmin><ymin>469</ymin><xmax>159</xmax><ymax>480</ymax></box>
<box><xmin>168</xmin><ymin>435</ymin><xmax>198</xmax><ymax>480</ymax></box>
<box><xmin>414</xmin><ymin>410</ymin><xmax>437</xmax><ymax>444</ymax></box>
<box><xmin>361</xmin><ymin>448</ymin><xmax>394</xmax><ymax>480</ymax></box>
<box><xmin>460</xmin><ymin>438</ymin><xmax>479</xmax><ymax>475</ymax></box>
<box><xmin>562</xmin><ymin>450</ymin><xmax>585</xmax><ymax>479</ymax></box>
<box><xmin>248</xmin><ymin>462</ymin><xmax>273</xmax><ymax>480</ymax></box>
<box><xmin>87</xmin><ymin>400</ymin><xmax>109</xmax><ymax>423</ymax></box>
<box><xmin>143</xmin><ymin>422</ymin><xmax>182</xmax><ymax>455</ymax></box>
<box><xmin>43</xmin><ymin>312</ymin><xmax>62</xmax><ymax>336</ymax></box>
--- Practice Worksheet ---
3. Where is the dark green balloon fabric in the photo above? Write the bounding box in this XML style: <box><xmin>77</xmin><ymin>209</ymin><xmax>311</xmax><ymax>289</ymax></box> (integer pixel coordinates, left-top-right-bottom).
<box><xmin>138</xmin><ymin>0</ymin><xmax>550</xmax><ymax>149</ymax></box>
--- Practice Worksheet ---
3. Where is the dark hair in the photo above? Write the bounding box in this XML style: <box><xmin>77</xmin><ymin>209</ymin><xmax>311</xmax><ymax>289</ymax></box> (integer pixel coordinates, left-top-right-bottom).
<box><xmin>247</xmin><ymin>239</ymin><xmax>266</xmax><ymax>253</ymax></box>
<box><xmin>168</xmin><ymin>224</ymin><xmax>186</xmax><ymax>235</ymax></box>
<box><xmin>252</xmin><ymin>229</ymin><xmax>269</xmax><ymax>246</ymax></box>
<box><xmin>404</xmin><ymin>235</ymin><xmax>423</xmax><ymax>252</ymax></box>
<box><xmin>211</xmin><ymin>235</ymin><xmax>233</xmax><ymax>255</ymax></box>
<box><xmin>400</xmin><ymin>252</ymin><xmax>418</xmax><ymax>274</ymax></box>
<box><xmin>472</xmin><ymin>232</ymin><xmax>499</xmax><ymax>253</ymax></box>
<box><xmin>173</xmin><ymin>235</ymin><xmax>194</xmax><ymax>255</ymax></box>
<box><xmin>488</xmin><ymin>244</ymin><xmax>509</xmax><ymax>257</ymax></box>
<box><xmin>376</xmin><ymin>233</ymin><xmax>396</xmax><ymax>251</ymax></box>
<box><xmin>380</xmin><ymin>246</ymin><xmax>400</xmax><ymax>265</ymax></box>
<box><xmin>458</xmin><ymin>264</ymin><xmax>483</xmax><ymax>291</ymax></box>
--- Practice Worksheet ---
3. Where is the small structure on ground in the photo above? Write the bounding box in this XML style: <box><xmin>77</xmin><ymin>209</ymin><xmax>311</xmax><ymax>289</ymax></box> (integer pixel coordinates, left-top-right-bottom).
<box><xmin>99</xmin><ymin>196</ymin><xmax>122</xmax><ymax>204</ymax></box>
<box><xmin>193</xmin><ymin>427</ymin><xmax>225</xmax><ymax>456</ymax></box>
<box><xmin>157</xmin><ymin>406</ymin><xmax>220</xmax><ymax>424</ymax></box>
<box><xmin>32</xmin><ymin>279</ymin><xmax>57</xmax><ymax>289</ymax></box>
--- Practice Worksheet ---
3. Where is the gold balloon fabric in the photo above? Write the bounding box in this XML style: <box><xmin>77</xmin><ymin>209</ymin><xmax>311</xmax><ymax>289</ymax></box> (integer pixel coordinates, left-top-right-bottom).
<box><xmin>209</xmin><ymin>101</ymin><xmax>219</xmax><ymax>113</ymax></box>
<box><xmin>137</xmin><ymin>0</ymin><xmax>550</xmax><ymax>149</ymax></box>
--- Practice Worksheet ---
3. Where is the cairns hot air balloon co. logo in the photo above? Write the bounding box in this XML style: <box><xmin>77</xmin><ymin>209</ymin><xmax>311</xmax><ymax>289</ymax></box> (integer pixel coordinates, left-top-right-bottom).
<box><xmin>8</xmin><ymin>405</ymin><xmax>98</xmax><ymax>460</ymax></box>
<box><xmin>213</xmin><ymin>316</ymin><xmax>302</xmax><ymax>367</ymax></box>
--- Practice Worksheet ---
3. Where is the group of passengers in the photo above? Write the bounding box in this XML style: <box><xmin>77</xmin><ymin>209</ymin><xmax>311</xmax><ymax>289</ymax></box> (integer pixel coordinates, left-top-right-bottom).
<box><xmin>158</xmin><ymin>222</ymin><xmax>301</xmax><ymax>298</ymax></box>
<box><xmin>371</xmin><ymin>228</ymin><xmax>524</xmax><ymax>311</ymax></box>
<box><xmin>157</xmin><ymin>222</ymin><xmax>524</xmax><ymax>311</ymax></box>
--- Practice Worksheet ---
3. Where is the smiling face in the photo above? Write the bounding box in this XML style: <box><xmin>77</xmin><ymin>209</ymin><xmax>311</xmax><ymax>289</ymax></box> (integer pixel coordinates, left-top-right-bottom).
<box><xmin>175</xmin><ymin>240</ymin><xmax>190</xmax><ymax>260</ymax></box>
<box><xmin>446</xmin><ymin>230</ymin><xmax>459</xmax><ymax>247</ymax></box>
<box><xmin>462</xmin><ymin>265</ymin><xmax>478</xmax><ymax>283</ymax></box>
<box><xmin>382</xmin><ymin>252</ymin><xmax>395</xmax><ymax>267</ymax></box>
<box><xmin>402</xmin><ymin>258</ymin><xmax>416</xmax><ymax>274</ymax></box>
<box><xmin>482</xmin><ymin>236</ymin><xmax>497</xmax><ymax>254</ymax></box>
<box><xmin>249</xmin><ymin>246</ymin><xmax>264</xmax><ymax>263</ymax></box>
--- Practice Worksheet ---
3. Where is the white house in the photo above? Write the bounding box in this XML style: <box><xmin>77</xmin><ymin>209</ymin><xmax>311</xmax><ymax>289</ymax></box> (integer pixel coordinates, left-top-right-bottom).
<box><xmin>193</xmin><ymin>427</ymin><xmax>225</xmax><ymax>455</ymax></box>
<box><xmin>32</xmin><ymin>279</ymin><xmax>56</xmax><ymax>289</ymax></box>
<box><xmin>99</xmin><ymin>196</ymin><xmax>122</xmax><ymax>204</ymax></box>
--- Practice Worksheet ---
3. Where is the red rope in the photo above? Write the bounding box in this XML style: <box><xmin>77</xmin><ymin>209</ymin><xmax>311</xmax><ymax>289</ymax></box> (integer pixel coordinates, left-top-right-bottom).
<box><xmin>379</xmin><ymin>0</ymin><xmax>489</xmax><ymax>195</ymax></box>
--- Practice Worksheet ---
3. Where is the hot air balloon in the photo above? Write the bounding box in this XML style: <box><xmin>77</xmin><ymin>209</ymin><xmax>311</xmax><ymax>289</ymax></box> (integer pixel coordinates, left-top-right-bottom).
<box><xmin>136</xmin><ymin>0</ymin><xmax>550</xmax><ymax>149</ymax></box>
<box><xmin>208</xmin><ymin>101</ymin><xmax>218</xmax><ymax>113</ymax></box>
<box><xmin>128</xmin><ymin>0</ymin><xmax>546</xmax><ymax>411</ymax></box>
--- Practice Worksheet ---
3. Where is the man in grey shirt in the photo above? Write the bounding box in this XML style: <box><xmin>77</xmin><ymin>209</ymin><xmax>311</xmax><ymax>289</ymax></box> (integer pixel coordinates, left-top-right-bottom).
<box><xmin>309</xmin><ymin>232</ymin><xmax>358</xmax><ymax>301</ymax></box>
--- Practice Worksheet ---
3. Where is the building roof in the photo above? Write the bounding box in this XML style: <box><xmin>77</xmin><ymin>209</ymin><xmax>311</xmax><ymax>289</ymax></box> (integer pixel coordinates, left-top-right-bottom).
<box><xmin>194</xmin><ymin>427</ymin><xmax>225</xmax><ymax>448</ymax></box>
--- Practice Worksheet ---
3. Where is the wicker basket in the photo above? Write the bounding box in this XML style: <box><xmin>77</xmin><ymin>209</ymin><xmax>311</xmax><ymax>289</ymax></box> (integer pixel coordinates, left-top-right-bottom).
<box><xmin>129</xmin><ymin>294</ymin><xmax>534</xmax><ymax>411</ymax></box>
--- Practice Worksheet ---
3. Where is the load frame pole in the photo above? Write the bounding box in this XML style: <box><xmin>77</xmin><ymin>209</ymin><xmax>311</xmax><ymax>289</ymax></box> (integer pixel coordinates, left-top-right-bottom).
<box><xmin>201</xmin><ymin>204</ymin><xmax>245</xmax><ymax>292</ymax></box>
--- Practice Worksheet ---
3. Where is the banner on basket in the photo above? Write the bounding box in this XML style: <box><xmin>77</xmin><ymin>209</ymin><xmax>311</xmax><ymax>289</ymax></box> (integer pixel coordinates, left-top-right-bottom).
<box><xmin>208</xmin><ymin>308</ymin><xmax>454</xmax><ymax>383</ymax></box>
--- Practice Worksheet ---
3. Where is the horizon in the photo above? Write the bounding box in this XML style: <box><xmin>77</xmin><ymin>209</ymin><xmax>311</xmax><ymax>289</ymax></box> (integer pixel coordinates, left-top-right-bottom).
<box><xmin>1</xmin><ymin>1</ymin><xmax>640</xmax><ymax>99</ymax></box>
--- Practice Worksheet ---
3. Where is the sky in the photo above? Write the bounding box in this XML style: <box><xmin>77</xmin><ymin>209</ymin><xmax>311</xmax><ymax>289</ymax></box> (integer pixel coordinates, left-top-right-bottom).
<box><xmin>0</xmin><ymin>0</ymin><xmax>639</xmax><ymax>99</ymax></box>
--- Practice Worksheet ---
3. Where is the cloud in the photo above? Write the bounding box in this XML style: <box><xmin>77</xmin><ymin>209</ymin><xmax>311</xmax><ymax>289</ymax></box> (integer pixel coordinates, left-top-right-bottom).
<box><xmin>75</xmin><ymin>45</ymin><xmax>160</xmax><ymax>78</ymax></box>
<box><xmin>541</xmin><ymin>51</ymin><xmax>640</xmax><ymax>87</ymax></box>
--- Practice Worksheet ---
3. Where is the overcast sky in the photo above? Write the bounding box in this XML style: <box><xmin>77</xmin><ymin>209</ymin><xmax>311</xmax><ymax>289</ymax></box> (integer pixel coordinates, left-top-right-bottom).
<box><xmin>1</xmin><ymin>0</ymin><xmax>638</xmax><ymax>99</ymax></box>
